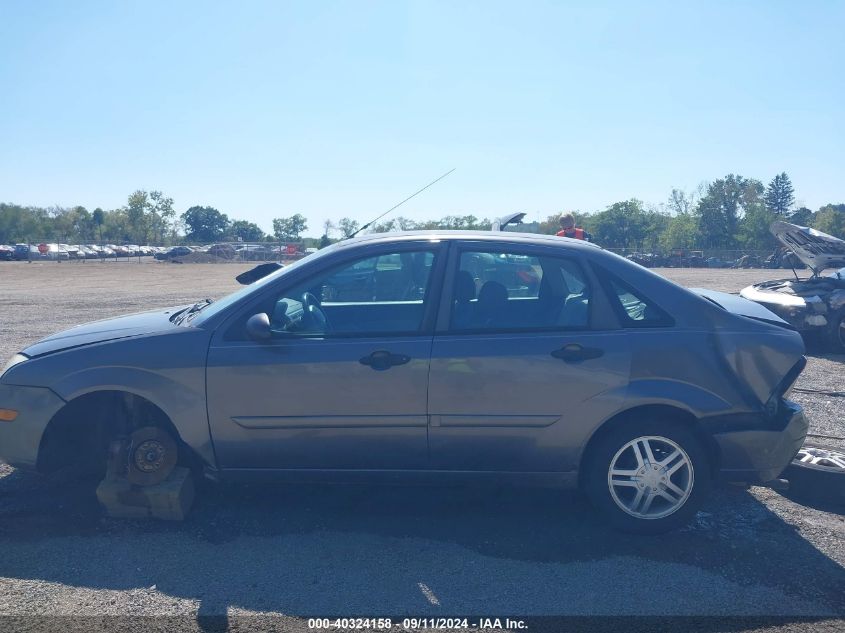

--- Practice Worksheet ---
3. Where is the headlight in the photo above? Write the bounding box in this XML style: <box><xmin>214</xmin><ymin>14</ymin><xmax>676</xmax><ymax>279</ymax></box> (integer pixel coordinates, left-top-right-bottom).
<box><xmin>1</xmin><ymin>354</ymin><xmax>28</xmax><ymax>378</ymax></box>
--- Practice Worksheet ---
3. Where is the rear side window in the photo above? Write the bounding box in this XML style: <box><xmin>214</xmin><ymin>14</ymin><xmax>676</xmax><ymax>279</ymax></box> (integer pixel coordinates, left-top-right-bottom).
<box><xmin>450</xmin><ymin>249</ymin><xmax>591</xmax><ymax>332</ymax></box>
<box><xmin>602</xmin><ymin>273</ymin><xmax>673</xmax><ymax>328</ymax></box>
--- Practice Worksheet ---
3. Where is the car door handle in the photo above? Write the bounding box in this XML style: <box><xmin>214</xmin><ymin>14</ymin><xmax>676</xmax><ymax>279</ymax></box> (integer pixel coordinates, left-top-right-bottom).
<box><xmin>359</xmin><ymin>350</ymin><xmax>411</xmax><ymax>370</ymax></box>
<box><xmin>551</xmin><ymin>344</ymin><xmax>604</xmax><ymax>362</ymax></box>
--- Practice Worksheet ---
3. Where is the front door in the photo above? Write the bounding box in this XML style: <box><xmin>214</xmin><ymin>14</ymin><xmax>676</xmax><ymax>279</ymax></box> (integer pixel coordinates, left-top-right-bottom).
<box><xmin>427</xmin><ymin>244</ymin><xmax>631</xmax><ymax>472</ymax></box>
<box><xmin>206</xmin><ymin>243</ymin><xmax>444</xmax><ymax>471</ymax></box>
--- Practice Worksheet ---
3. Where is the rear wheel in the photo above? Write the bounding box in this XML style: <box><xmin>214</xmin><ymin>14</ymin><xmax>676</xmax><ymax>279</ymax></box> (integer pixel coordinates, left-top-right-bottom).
<box><xmin>585</xmin><ymin>421</ymin><xmax>711</xmax><ymax>533</ymax></box>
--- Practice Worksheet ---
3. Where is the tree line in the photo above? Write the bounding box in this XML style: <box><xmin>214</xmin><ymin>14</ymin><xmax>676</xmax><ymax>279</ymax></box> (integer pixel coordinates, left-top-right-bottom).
<box><xmin>1</xmin><ymin>172</ymin><xmax>843</xmax><ymax>252</ymax></box>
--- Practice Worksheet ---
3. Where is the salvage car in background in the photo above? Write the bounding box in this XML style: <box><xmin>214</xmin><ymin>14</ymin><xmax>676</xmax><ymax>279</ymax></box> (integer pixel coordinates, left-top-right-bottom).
<box><xmin>740</xmin><ymin>222</ymin><xmax>845</xmax><ymax>352</ymax></box>
<box><xmin>0</xmin><ymin>231</ymin><xmax>809</xmax><ymax>533</ymax></box>
<box><xmin>154</xmin><ymin>246</ymin><xmax>195</xmax><ymax>260</ymax></box>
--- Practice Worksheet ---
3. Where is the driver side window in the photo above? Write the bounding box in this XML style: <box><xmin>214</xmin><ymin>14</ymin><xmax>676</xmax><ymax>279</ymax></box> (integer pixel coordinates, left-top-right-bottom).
<box><xmin>269</xmin><ymin>249</ymin><xmax>438</xmax><ymax>336</ymax></box>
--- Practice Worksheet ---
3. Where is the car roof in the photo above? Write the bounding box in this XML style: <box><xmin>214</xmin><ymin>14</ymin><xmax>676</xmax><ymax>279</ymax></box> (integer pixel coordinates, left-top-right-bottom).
<box><xmin>334</xmin><ymin>230</ymin><xmax>602</xmax><ymax>251</ymax></box>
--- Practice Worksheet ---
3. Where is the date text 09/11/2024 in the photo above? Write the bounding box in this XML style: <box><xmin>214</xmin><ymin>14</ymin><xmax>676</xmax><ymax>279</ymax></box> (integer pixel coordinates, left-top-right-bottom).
<box><xmin>307</xmin><ymin>618</ymin><xmax>528</xmax><ymax>630</ymax></box>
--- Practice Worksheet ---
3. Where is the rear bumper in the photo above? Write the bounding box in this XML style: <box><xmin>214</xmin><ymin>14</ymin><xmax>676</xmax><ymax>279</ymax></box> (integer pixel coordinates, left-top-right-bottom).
<box><xmin>713</xmin><ymin>400</ymin><xmax>808</xmax><ymax>484</ymax></box>
<box><xmin>0</xmin><ymin>383</ymin><xmax>66</xmax><ymax>470</ymax></box>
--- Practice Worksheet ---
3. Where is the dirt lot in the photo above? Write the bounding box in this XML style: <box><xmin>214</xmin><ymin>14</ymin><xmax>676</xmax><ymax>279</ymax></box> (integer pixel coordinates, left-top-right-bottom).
<box><xmin>0</xmin><ymin>261</ymin><xmax>843</xmax><ymax>630</ymax></box>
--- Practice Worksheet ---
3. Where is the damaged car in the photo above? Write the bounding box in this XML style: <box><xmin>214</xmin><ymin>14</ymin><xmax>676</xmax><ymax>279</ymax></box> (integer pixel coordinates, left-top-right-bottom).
<box><xmin>740</xmin><ymin>221</ymin><xmax>845</xmax><ymax>352</ymax></box>
<box><xmin>0</xmin><ymin>231</ymin><xmax>809</xmax><ymax>533</ymax></box>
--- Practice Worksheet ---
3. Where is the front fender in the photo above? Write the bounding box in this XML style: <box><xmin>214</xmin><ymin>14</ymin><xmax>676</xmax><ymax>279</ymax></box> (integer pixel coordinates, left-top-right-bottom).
<box><xmin>50</xmin><ymin>365</ymin><xmax>214</xmax><ymax>467</ymax></box>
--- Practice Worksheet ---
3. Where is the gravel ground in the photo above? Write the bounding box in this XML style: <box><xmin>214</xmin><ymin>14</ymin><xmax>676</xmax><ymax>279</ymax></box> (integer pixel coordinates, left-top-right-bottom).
<box><xmin>0</xmin><ymin>261</ymin><xmax>842</xmax><ymax>631</ymax></box>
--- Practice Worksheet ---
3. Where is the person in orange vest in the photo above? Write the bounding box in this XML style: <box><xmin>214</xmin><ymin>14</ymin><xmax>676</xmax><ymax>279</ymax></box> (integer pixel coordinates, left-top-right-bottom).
<box><xmin>555</xmin><ymin>213</ymin><xmax>592</xmax><ymax>241</ymax></box>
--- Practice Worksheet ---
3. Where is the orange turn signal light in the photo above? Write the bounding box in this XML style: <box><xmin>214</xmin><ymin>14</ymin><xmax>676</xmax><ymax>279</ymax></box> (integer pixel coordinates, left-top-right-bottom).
<box><xmin>0</xmin><ymin>409</ymin><xmax>18</xmax><ymax>422</ymax></box>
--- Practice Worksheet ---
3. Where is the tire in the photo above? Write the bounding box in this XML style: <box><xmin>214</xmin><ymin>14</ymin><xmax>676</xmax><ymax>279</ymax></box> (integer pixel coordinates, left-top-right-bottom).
<box><xmin>584</xmin><ymin>420</ymin><xmax>711</xmax><ymax>534</ymax></box>
<box><xmin>825</xmin><ymin>309</ymin><xmax>845</xmax><ymax>354</ymax></box>
<box><xmin>782</xmin><ymin>443</ymin><xmax>845</xmax><ymax>505</ymax></box>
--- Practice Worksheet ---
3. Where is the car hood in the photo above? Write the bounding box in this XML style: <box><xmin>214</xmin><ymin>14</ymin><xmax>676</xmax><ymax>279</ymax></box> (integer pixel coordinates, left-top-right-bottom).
<box><xmin>771</xmin><ymin>221</ymin><xmax>845</xmax><ymax>275</ymax></box>
<box><xmin>690</xmin><ymin>288</ymin><xmax>791</xmax><ymax>327</ymax></box>
<box><xmin>21</xmin><ymin>306</ymin><xmax>188</xmax><ymax>358</ymax></box>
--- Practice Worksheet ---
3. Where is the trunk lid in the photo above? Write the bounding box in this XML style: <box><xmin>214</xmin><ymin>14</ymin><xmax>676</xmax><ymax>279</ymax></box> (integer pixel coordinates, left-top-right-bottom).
<box><xmin>689</xmin><ymin>288</ymin><xmax>792</xmax><ymax>328</ymax></box>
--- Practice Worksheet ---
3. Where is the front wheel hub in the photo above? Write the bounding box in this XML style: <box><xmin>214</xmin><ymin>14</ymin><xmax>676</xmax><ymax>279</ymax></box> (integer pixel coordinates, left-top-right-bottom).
<box><xmin>126</xmin><ymin>426</ymin><xmax>178</xmax><ymax>486</ymax></box>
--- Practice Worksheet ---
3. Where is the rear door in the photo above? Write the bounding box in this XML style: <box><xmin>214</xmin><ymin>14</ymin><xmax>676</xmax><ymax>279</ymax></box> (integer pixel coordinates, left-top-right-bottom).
<box><xmin>427</xmin><ymin>241</ymin><xmax>632</xmax><ymax>472</ymax></box>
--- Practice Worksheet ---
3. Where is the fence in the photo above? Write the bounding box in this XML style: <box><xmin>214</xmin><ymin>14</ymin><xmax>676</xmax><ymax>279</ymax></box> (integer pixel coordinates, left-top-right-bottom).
<box><xmin>5</xmin><ymin>240</ymin><xmax>311</xmax><ymax>264</ymax></box>
<box><xmin>8</xmin><ymin>240</ymin><xmax>788</xmax><ymax>269</ymax></box>
<box><xmin>602</xmin><ymin>247</ymin><xmax>784</xmax><ymax>268</ymax></box>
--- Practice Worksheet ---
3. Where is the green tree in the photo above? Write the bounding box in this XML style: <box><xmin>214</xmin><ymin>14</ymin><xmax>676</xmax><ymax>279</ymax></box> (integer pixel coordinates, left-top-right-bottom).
<box><xmin>272</xmin><ymin>213</ymin><xmax>308</xmax><ymax>241</ymax></box>
<box><xmin>92</xmin><ymin>208</ymin><xmax>105</xmax><ymax>243</ymax></box>
<box><xmin>337</xmin><ymin>217</ymin><xmax>359</xmax><ymax>238</ymax></box>
<box><xmin>182</xmin><ymin>206</ymin><xmax>230</xmax><ymax>243</ymax></box>
<box><xmin>229</xmin><ymin>220</ymin><xmax>265</xmax><ymax>242</ymax></box>
<box><xmin>126</xmin><ymin>190</ymin><xmax>150</xmax><ymax>244</ymax></box>
<box><xmin>812</xmin><ymin>204</ymin><xmax>845</xmax><ymax>238</ymax></box>
<box><xmin>148</xmin><ymin>191</ymin><xmax>175</xmax><ymax>244</ymax></box>
<box><xmin>789</xmin><ymin>206</ymin><xmax>813</xmax><ymax>226</ymax></box>
<box><xmin>102</xmin><ymin>208</ymin><xmax>131</xmax><ymax>242</ymax></box>
<box><xmin>739</xmin><ymin>204</ymin><xmax>778</xmax><ymax>249</ymax></box>
<box><xmin>695</xmin><ymin>175</ymin><xmax>763</xmax><ymax>248</ymax></box>
<box><xmin>764</xmin><ymin>172</ymin><xmax>795</xmax><ymax>216</ymax></box>
<box><xmin>660</xmin><ymin>212</ymin><xmax>700</xmax><ymax>250</ymax></box>
<box><xmin>590</xmin><ymin>199</ymin><xmax>651</xmax><ymax>249</ymax></box>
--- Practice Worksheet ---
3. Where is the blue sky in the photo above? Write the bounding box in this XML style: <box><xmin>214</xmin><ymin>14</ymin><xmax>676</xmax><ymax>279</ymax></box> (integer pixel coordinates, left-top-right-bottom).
<box><xmin>1</xmin><ymin>0</ymin><xmax>843</xmax><ymax>237</ymax></box>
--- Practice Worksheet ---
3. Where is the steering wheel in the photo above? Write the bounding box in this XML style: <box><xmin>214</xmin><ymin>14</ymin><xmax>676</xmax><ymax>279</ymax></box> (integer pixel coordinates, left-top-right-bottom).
<box><xmin>301</xmin><ymin>292</ymin><xmax>330</xmax><ymax>332</ymax></box>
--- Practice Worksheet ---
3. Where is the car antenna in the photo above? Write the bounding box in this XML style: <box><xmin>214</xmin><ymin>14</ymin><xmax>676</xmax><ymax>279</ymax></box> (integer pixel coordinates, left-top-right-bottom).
<box><xmin>349</xmin><ymin>168</ymin><xmax>455</xmax><ymax>238</ymax></box>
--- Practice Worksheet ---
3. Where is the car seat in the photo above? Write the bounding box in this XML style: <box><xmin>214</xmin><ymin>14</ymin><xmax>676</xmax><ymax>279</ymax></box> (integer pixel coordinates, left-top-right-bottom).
<box><xmin>475</xmin><ymin>281</ymin><xmax>509</xmax><ymax>328</ymax></box>
<box><xmin>452</xmin><ymin>270</ymin><xmax>477</xmax><ymax>329</ymax></box>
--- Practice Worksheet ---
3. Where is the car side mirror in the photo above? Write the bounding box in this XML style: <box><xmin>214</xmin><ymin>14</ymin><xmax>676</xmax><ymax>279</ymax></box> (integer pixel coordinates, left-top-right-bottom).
<box><xmin>246</xmin><ymin>313</ymin><xmax>272</xmax><ymax>341</ymax></box>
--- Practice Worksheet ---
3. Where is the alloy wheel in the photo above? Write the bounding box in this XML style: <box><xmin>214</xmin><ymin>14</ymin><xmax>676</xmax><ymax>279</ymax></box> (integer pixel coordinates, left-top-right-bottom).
<box><xmin>607</xmin><ymin>436</ymin><xmax>694</xmax><ymax>520</ymax></box>
<box><xmin>796</xmin><ymin>445</ymin><xmax>845</xmax><ymax>470</ymax></box>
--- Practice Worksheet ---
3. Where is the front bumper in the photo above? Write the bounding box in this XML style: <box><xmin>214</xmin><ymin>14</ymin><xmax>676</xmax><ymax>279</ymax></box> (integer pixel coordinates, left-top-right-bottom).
<box><xmin>713</xmin><ymin>400</ymin><xmax>808</xmax><ymax>484</ymax></box>
<box><xmin>0</xmin><ymin>383</ymin><xmax>66</xmax><ymax>470</ymax></box>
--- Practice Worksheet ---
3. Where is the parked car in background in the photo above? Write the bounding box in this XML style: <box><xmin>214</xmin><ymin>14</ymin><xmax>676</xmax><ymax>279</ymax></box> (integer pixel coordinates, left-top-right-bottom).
<box><xmin>59</xmin><ymin>244</ymin><xmax>79</xmax><ymax>259</ymax></box>
<box><xmin>12</xmin><ymin>244</ymin><xmax>40</xmax><ymax>260</ymax></box>
<box><xmin>740</xmin><ymin>222</ymin><xmax>845</xmax><ymax>352</ymax></box>
<box><xmin>41</xmin><ymin>244</ymin><xmax>69</xmax><ymax>261</ymax></box>
<box><xmin>236</xmin><ymin>244</ymin><xmax>280</xmax><ymax>261</ymax></box>
<box><xmin>626</xmin><ymin>253</ymin><xmax>666</xmax><ymax>268</ymax></box>
<box><xmin>0</xmin><ymin>245</ymin><xmax>13</xmax><ymax>261</ymax></box>
<box><xmin>705</xmin><ymin>257</ymin><xmax>733</xmax><ymax>268</ymax></box>
<box><xmin>208</xmin><ymin>244</ymin><xmax>236</xmax><ymax>259</ymax></box>
<box><xmin>0</xmin><ymin>231</ymin><xmax>809</xmax><ymax>533</ymax></box>
<box><xmin>79</xmin><ymin>246</ymin><xmax>99</xmax><ymax>259</ymax></box>
<box><xmin>155</xmin><ymin>246</ymin><xmax>195</xmax><ymax>261</ymax></box>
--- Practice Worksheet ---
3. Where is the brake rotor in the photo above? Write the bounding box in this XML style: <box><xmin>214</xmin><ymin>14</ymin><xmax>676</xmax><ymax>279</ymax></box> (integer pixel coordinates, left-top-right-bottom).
<box><xmin>126</xmin><ymin>426</ymin><xmax>178</xmax><ymax>486</ymax></box>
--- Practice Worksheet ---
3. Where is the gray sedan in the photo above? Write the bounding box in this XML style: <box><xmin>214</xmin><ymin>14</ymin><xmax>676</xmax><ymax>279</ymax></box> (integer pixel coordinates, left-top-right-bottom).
<box><xmin>0</xmin><ymin>231</ymin><xmax>809</xmax><ymax>532</ymax></box>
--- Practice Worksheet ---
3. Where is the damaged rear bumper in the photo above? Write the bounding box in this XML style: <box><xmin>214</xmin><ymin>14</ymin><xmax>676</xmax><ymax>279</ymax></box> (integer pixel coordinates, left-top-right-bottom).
<box><xmin>712</xmin><ymin>400</ymin><xmax>808</xmax><ymax>484</ymax></box>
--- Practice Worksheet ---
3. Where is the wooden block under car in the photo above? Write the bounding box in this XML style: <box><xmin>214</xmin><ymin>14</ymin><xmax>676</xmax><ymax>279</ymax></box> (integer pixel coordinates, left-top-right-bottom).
<box><xmin>96</xmin><ymin>467</ymin><xmax>195</xmax><ymax>520</ymax></box>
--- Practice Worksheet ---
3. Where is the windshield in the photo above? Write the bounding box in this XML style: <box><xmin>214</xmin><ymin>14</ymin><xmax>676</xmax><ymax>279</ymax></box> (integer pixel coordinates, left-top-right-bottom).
<box><xmin>189</xmin><ymin>245</ymin><xmax>340</xmax><ymax>326</ymax></box>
